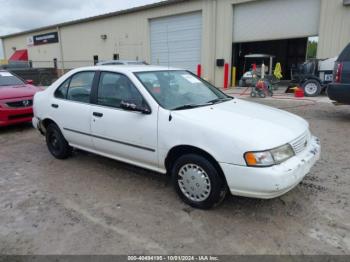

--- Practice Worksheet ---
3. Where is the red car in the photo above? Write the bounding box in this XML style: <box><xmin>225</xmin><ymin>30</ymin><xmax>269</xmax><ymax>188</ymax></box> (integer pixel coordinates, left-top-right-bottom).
<box><xmin>0</xmin><ymin>70</ymin><xmax>41</xmax><ymax>127</ymax></box>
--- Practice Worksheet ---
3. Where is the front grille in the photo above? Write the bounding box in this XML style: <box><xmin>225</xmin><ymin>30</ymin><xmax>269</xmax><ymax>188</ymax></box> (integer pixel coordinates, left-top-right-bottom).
<box><xmin>8</xmin><ymin>113</ymin><xmax>33</xmax><ymax>120</ymax></box>
<box><xmin>6</xmin><ymin>99</ymin><xmax>33</xmax><ymax>108</ymax></box>
<box><xmin>290</xmin><ymin>131</ymin><xmax>309</xmax><ymax>155</ymax></box>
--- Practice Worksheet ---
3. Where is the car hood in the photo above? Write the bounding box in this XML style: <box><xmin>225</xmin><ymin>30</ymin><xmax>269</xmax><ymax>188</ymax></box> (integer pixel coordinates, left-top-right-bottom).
<box><xmin>172</xmin><ymin>99</ymin><xmax>309</xmax><ymax>151</ymax></box>
<box><xmin>0</xmin><ymin>85</ymin><xmax>39</xmax><ymax>100</ymax></box>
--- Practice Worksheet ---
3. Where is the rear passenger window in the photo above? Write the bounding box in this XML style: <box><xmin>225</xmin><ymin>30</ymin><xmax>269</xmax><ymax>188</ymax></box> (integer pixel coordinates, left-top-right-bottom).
<box><xmin>67</xmin><ymin>72</ymin><xmax>95</xmax><ymax>103</ymax></box>
<box><xmin>54</xmin><ymin>79</ymin><xmax>70</xmax><ymax>99</ymax></box>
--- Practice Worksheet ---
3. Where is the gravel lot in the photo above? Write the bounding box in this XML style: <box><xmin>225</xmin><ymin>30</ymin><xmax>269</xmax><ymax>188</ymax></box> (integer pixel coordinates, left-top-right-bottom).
<box><xmin>0</xmin><ymin>97</ymin><xmax>349</xmax><ymax>255</ymax></box>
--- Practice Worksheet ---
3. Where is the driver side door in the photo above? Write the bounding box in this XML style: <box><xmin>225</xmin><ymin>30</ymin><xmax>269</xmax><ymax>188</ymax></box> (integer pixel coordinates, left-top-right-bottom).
<box><xmin>90</xmin><ymin>71</ymin><xmax>158</xmax><ymax>170</ymax></box>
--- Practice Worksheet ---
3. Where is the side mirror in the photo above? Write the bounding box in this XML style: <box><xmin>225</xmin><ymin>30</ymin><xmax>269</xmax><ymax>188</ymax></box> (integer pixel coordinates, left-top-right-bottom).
<box><xmin>26</xmin><ymin>79</ymin><xmax>34</xmax><ymax>84</ymax></box>
<box><xmin>120</xmin><ymin>101</ymin><xmax>151</xmax><ymax>114</ymax></box>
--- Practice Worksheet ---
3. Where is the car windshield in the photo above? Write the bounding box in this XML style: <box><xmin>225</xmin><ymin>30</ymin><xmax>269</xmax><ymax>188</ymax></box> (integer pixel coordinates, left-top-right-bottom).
<box><xmin>135</xmin><ymin>70</ymin><xmax>231</xmax><ymax>110</ymax></box>
<box><xmin>0</xmin><ymin>72</ymin><xmax>25</xmax><ymax>86</ymax></box>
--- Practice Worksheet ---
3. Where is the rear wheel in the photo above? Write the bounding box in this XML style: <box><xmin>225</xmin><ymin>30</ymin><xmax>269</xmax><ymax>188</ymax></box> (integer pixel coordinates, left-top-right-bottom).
<box><xmin>46</xmin><ymin>123</ymin><xmax>72</xmax><ymax>159</ymax></box>
<box><xmin>172</xmin><ymin>154</ymin><xmax>227</xmax><ymax>209</ymax></box>
<box><xmin>302</xmin><ymin>80</ymin><xmax>321</xmax><ymax>97</ymax></box>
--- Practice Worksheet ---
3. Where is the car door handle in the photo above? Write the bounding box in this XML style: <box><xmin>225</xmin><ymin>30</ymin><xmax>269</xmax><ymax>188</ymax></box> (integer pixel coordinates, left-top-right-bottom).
<box><xmin>93</xmin><ymin>112</ymin><xmax>103</xmax><ymax>118</ymax></box>
<box><xmin>51</xmin><ymin>104</ymin><xmax>59</xmax><ymax>108</ymax></box>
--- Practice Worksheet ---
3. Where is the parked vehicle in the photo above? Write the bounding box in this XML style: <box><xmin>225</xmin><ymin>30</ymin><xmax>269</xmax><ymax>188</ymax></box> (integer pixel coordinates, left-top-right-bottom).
<box><xmin>328</xmin><ymin>43</ymin><xmax>350</xmax><ymax>104</ymax></box>
<box><xmin>96</xmin><ymin>60</ymin><xmax>148</xmax><ymax>66</ymax></box>
<box><xmin>32</xmin><ymin>65</ymin><xmax>321</xmax><ymax>209</ymax></box>
<box><xmin>290</xmin><ymin>57</ymin><xmax>336</xmax><ymax>97</ymax></box>
<box><xmin>0</xmin><ymin>70</ymin><xmax>41</xmax><ymax>127</ymax></box>
<box><xmin>0</xmin><ymin>61</ymin><xmax>58</xmax><ymax>86</ymax></box>
<box><xmin>238</xmin><ymin>54</ymin><xmax>280</xmax><ymax>89</ymax></box>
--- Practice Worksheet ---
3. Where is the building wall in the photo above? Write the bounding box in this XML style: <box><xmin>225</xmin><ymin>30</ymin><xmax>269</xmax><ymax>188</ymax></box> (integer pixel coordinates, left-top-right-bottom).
<box><xmin>317</xmin><ymin>0</ymin><xmax>350</xmax><ymax>59</ymax></box>
<box><xmin>1</xmin><ymin>0</ymin><xmax>244</xmax><ymax>86</ymax></box>
<box><xmin>2</xmin><ymin>0</ymin><xmax>350</xmax><ymax>86</ymax></box>
<box><xmin>2</xmin><ymin>28</ymin><xmax>61</xmax><ymax>68</ymax></box>
<box><xmin>59</xmin><ymin>1</ymin><xmax>205</xmax><ymax>68</ymax></box>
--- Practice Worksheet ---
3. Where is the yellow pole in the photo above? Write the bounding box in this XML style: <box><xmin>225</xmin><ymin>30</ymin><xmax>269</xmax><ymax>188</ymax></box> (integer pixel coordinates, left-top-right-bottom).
<box><xmin>232</xmin><ymin>66</ymin><xmax>236</xmax><ymax>87</ymax></box>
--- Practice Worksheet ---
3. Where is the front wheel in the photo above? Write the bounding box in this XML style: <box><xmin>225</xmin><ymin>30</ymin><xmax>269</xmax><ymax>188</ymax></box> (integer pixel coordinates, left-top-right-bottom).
<box><xmin>172</xmin><ymin>154</ymin><xmax>227</xmax><ymax>209</ymax></box>
<box><xmin>46</xmin><ymin>123</ymin><xmax>72</xmax><ymax>159</ymax></box>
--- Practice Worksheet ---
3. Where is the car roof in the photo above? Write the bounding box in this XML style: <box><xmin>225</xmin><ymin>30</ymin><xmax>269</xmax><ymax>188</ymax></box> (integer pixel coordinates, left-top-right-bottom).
<box><xmin>97</xmin><ymin>60</ymin><xmax>146</xmax><ymax>64</ymax></box>
<box><xmin>74</xmin><ymin>65</ymin><xmax>183</xmax><ymax>73</ymax></box>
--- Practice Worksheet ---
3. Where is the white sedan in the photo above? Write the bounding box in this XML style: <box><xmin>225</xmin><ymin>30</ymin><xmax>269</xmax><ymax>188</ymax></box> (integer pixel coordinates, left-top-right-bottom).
<box><xmin>32</xmin><ymin>65</ymin><xmax>321</xmax><ymax>209</ymax></box>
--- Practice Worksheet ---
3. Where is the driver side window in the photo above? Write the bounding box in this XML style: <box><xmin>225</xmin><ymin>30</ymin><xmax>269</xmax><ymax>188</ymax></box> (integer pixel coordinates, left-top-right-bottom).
<box><xmin>97</xmin><ymin>72</ymin><xmax>143</xmax><ymax>109</ymax></box>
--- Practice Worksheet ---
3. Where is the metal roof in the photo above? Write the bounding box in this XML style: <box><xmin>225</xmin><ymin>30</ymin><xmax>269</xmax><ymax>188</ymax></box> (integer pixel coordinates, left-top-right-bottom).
<box><xmin>0</xmin><ymin>0</ymin><xmax>188</xmax><ymax>39</ymax></box>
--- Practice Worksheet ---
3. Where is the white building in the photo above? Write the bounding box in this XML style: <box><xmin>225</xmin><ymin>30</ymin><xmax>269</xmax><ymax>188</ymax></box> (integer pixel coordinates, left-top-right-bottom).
<box><xmin>1</xmin><ymin>0</ymin><xmax>350</xmax><ymax>86</ymax></box>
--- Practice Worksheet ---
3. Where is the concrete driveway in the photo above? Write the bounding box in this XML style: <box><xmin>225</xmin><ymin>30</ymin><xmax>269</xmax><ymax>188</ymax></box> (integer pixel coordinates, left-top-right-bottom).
<box><xmin>0</xmin><ymin>98</ymin><xmax>349</xmax><ymax>255</ymax></box>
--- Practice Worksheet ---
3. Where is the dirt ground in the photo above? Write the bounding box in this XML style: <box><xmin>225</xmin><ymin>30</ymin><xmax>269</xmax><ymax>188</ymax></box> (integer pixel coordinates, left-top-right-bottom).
<box><xmin>0</xmin><ymin>97</ymin><xmax>349</xmax><ymax>255</ymax></box>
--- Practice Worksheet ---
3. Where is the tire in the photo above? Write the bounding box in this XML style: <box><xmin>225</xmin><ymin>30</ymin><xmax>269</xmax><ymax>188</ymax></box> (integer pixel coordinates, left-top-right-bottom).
<box><xmin>46</xmin><ymin>123</ymin><xmax>72</xmax><ymax>159</ymax></box>
<box><xmin>258</xmin><ymin>91</ymin><xmax>266</xmax><ymax>98</ymax></box>
<box><xmin>302</xmin><ymin>80</ymin><xmax>322</xmax><ymax>97</ymax></box>
<box><xmin>250</xmin><ymin>91</ymin><xmax>257</xmax><ymax>97</ymax></box>
<box><xmin>172</xmin><ymin>154</ymin><xmax>227</xmax><ymax>209</ymax></box>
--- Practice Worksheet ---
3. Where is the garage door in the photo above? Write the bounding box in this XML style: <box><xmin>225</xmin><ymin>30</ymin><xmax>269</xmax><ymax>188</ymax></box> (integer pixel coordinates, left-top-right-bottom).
<box><xmin>233</xmin><ymin>0</ymin><xmax>320</xmax><ymax>43</ymax></box>
<box><xmin>150</xmin><ymin>12</ymin><xmax>202</xmax><ymax>72</ymax></box>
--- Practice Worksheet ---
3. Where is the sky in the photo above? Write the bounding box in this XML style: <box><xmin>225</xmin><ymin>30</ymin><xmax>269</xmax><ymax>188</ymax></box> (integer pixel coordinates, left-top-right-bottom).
<box><xmin>0</xmin><ymin>0</ymin><xmax>163</xmax><ymax>59</ymax></box>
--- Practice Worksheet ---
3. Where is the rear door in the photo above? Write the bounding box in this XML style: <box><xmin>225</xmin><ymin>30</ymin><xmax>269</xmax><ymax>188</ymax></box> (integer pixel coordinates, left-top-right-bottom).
<box><xmin>50</xmin><ymin>71</ymin><xmax>96</xmax><ymax>149</ymax></box>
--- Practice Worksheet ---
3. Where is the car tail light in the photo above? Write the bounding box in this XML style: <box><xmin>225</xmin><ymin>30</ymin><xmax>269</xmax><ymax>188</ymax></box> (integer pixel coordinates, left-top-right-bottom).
<box><xmin>335</xmin><ymin>63</ymin><xmax>343</xmax><ymax>83</ymax></box>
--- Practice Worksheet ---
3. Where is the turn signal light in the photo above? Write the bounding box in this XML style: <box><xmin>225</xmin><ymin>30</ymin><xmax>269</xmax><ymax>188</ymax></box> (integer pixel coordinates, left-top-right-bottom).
<box><xmin>245</xmin><ymin>152</ymin><xmax>258</xmax><ymax>166</ymax></box>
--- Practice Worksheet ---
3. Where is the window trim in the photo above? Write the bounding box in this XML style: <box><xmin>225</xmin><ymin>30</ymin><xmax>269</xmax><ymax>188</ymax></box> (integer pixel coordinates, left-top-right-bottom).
<box><xmin>53</xmin><ymin>70</ymin><xmax>97</xmax><ymax>104</ymax></box>
<box><xmin>91</xmin><ymin>70</ymin><xmax>152</xmax><ymax>113</ymax></box>
<box><xmin>54</xmin><ymin>77</ymin><xmax>71</xmax><ymax>99</ymax></box>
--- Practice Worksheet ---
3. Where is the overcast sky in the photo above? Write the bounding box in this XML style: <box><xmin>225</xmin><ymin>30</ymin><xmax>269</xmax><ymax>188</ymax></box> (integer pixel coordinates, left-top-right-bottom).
<box><xmin>0</xmin><ymin>0</ymin><xmax>163</xmax><ymax>58</ymax></box>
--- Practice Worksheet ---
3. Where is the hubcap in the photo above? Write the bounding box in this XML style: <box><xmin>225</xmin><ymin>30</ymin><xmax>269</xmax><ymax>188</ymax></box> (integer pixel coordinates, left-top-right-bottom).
<box><xmin>178</xmin><ymin>164</ymin><xmax>211</xmax><ymax>202</ymax></box>
<box><xmin>305</xmin><ymin>83</ymin><xmax>318</xmax><ymax>95</ymax></box>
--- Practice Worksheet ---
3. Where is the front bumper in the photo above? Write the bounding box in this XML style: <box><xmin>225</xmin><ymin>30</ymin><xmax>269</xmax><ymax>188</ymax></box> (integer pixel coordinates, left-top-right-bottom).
<box><xmin>0</xmin><ymin>106</ymin><xmax>33</xmax><ymax>127</ymax></box>
<box><xmin>220</xmin><ymin>136</ymin><xmax>321</xmax><ymax>199</ymax></box>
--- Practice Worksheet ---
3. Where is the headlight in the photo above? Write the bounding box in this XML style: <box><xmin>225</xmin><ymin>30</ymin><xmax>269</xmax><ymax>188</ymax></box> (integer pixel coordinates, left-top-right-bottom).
<box><xmin>244</xmin><ymin>144</ymin><xmax>295</xmax><ymax>167</ymax></box>
<box><xmin>270</xmin><ymin>144</ymin><xmax>295</xmax><ymax>164</ymax></box>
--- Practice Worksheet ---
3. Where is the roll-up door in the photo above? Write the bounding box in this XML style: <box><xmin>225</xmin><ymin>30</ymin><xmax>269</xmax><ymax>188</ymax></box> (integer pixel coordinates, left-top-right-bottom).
<box><xmin>150</xmin><ymin>12</ymin><xmax>202</xmax><ymax>72</ymax></box>
<box><xmin>233</xmin><ymin>0</ymin><xmax>320</xmax><ymax>43</ymax></box>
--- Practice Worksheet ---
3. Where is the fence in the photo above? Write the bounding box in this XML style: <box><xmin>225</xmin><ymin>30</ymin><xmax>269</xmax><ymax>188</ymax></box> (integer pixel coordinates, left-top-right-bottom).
<box><xmin>31</xmin><ymin>59</ymin><xmax>95</xmax><ymax>76</ymax></box>
<box><xmin>1</xmin><ymin>59</ymin><xmax>97</xmax><ymax>86</ymax></box>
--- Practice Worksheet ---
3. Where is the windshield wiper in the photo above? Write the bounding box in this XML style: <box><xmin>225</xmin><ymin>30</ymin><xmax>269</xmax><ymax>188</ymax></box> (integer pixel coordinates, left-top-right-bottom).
<box><xmin>172</xmin><ymin>103</ymin><xmax>211</xmax><ymax>111</ymax></box>
<box><xmin>207</xmin><ymin>97</ymin><xmax>233</xmax><ymax>104</ymax></box>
